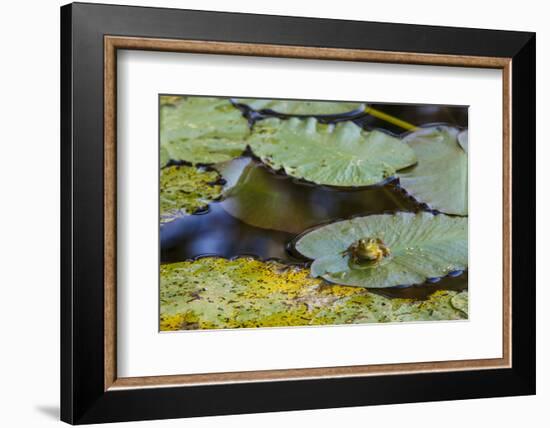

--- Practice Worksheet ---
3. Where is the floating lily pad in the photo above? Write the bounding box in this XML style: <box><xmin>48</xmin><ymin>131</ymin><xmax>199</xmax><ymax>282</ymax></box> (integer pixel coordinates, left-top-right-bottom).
<box><xmin>160</xmin><ymin>165</ymin><xmax>222</xmax><ymax>223</ymax></box>
<box><xmin>398</xmin><ymin>126</ymin><xmax>468</xmax><ymax>215</ymax></box>
<box><xmin>160</xmin><ymin>146</ymin><xmax>169</xmax><ymax>168</ymax></box>
<box><xmin>294</xmin><ymin>212</ymin><xmax>468</xmax><ymax>288</ymax></box>
<box><xmin>160</xmin><ymin>257</ymin><xmax>467</xmax><ymax>330</ymax></box>
<box><xmin>160</xmin><ymin>96</ymin><xmax>250</xmax><ymax>164</ymax></box>
<box><xmin>248</xmin><ymin>118</ymin><xmax>417</xmax><ymax>187</ymax></box>
<box><xmin>234</xmin><ymin>98</ymin><xmax>365</xmax><ymax>116</ymax></box>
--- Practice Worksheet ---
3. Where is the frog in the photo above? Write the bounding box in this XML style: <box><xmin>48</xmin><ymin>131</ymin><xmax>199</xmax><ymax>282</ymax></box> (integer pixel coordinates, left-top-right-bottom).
<box><xmin>343</xmin><ymin>237</ymin><xmax>391</xmax><ymax>269</ymax></box>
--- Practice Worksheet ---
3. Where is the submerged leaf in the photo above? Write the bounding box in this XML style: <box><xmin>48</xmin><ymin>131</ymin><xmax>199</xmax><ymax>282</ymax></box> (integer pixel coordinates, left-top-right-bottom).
<box><xmin>217</xmin><ymin>159</ymin><xmax>316</xmax><ymax>234</ymax></box>
<box><xmin>214</xmin><ymin>157</ymin><xmax>417</xmax><ymax>234</ymax></box>
<box><xmin>214</xmin><ymin>156</ymin><xmax>252</xmax><ymax>192</ymax></box>
<box><xmin>248</xmin><ymin>118</ymin><xmax>417</xmax><ymax>187</ymax></box>
<box><xmin>398</xmin><ymin>126</ymin><xmax>468</xmax><ymax>215</ymax></box>
<box><xmin>234</xmin><ymin>98</ymin><xmax>365</xmax><ymax>116</ymax></box>
<box><xmin>160</xmin><ymin>96</ymin><xmax>250</xmax><ymax>164</ymax></box>
<box><xmin>160</xmin><ymin>257</ymin><xmax>467</xmax><ymax>331</ymax></box>
<box><xmin>160</xmin><ymin>165</ymin><xmax>222</xmax><ymax>223</ymax></box>
<box><xmin>295</xmin><ymin>212</ymin><xmax>467</xmax><ymax>288</ymax></box>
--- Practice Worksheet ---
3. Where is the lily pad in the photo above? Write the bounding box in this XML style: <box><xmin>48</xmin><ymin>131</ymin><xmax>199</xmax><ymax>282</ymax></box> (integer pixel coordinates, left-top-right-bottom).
<box><xmin>160</xmin><ymin>165</ymin><xmax>223</xmax><ymax>223</ymax></box>
<box><xmin>248</xmin><ymin>118</ymin><xmax>417</xmax><ymax>187</ymax></box>
<box><xmin>234</xmin><ymin>98</ymin><xmax>365</xmax><ymax>116</ymax></box>
<box><xmin>294</xmin><ymin>212</ymin><xmax>468</xmax><ymax>288</ymax></box>
<box><xmin>458</xmin><ymin>129</ymin><xmax>468</xmax><ymax>153</ymax></box>
<box><xmin>160</xmin><ymin>146</ymin><xmax>169</xmax><ymax>168</ymax></box>
<box><xmin>398</xmin><ymin>126</ymin><xmax>468</xmax><ymax>215</ymax></box>
<box><xmin>160</xmin><ymin>96</ymin><xmax>250</xmax><ymax>164</ymax></box>
<box><xmin>160</xmin><ymin>257</ymin><xmax>467</xmax><ymax>331</ymax></box>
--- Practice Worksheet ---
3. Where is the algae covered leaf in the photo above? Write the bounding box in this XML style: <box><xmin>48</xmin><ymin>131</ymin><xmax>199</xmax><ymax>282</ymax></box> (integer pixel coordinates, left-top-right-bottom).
<box><xmin>160</xmin><ymin>257</ymin><xmax>468</xmax><ymax>331</ymax></box>
<box><xmin>450</xmin><ymin>290</ymin><xmax>469</xmax><ymax>316</ymax></box>
<box><xmin>160</xmin><ymin>95</ymin><xmax>184</xmax><ymax>107</ymax></box>
<box><xmin>234</xmin><ymin>98</ymin><xmax>365</xmax><ymax>116</ymax></box>
<box><xmin>398</xmin><ymin>126</ymin><xmax>468</xmax><ymax>215</ymax></box>
<box><xmin>248</xmin><ymin>118</ymin><xmax>417</xmax><ymax>187</ymax></box>
<box><xmin>160</xmin><ymin>165</ymin><xmax>222</xmax><ymax>223</ymax></box>
<box><xmin>160</xmin><ymin>96</ymin><xmax>250</xmax><ymax>164</ymax></box>
<box><xmin>295</xmin><ymin>212</ymin><xmax>468</xmax><ymax>288</ymax></box>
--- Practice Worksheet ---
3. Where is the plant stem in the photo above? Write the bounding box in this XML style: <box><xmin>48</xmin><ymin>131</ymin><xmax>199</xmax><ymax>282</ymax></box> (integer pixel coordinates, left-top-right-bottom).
<box><xmin>364</xmin><ymin>106</ymin><xmax>419</xmax><ymax>131</ymax></box>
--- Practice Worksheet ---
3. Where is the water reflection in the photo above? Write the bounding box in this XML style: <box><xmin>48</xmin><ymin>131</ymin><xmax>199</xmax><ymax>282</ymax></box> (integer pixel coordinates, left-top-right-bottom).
<box><xmin>372</xmin><ymin>273</ymin><xmax>467</xmax><ymax>300</ymax></box>
<box><xmin>161</xmin><ymin>203</ymin><xmax>296</xmax><ymax>262</ymax></box>
<box><xmin>354</xmin><ymin>103</ymin><xmax>468</xmax><ymax>135</ymax></box>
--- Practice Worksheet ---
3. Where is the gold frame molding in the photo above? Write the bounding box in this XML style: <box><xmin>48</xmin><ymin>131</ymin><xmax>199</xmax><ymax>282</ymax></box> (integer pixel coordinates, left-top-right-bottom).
<box><xmin>104</xmin><ymin>35</ymin><xmax>512</xmax><ymax>391</ymax></box>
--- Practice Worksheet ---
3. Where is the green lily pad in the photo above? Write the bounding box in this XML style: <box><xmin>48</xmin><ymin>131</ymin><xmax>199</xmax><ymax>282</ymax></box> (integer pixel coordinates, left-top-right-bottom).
<box><xmin>294</xmin><ymin>212</ymin><xmax>468</xmax><ymax>288</ymax></box>
<box><xmin>234</xmin><ymin>98</ymin><xmax>365</xmax><ymax>116</ymax></box>
<box><xmin>160</xmin><ymin>257</ymin><xmax>467</xmax><ymax>331</ymax></box>
<box><xmin>398</xmin><ymin>126</ymin><xmax>468</xmax><ymax>215</ymax></box>
<box><xmin>160</xmin><ymin>146</ymin><xmax>169</xmax><ymax>168</ymax></box>
<box><xmin>248</xmin><ymin>118</ymin><xmax>417</xmax><ymax>187</ymax></box>
<box><xmin>160</xmin><ymin>165</ymin><xmax>223</xmax><ymax>223</ymax></box>
<box><xmin>458</xmin><ymin>129</ymin><xmax>468</xmax><ymax>153</ymax></box>
<box><xmin>160</xmin><ymin>96</ymin><xmax>250</xmax><ymax>164</ymax></box>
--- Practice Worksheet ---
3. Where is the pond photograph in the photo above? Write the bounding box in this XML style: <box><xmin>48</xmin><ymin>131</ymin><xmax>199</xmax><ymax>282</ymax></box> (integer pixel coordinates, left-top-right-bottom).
<box><xmin>159</xmin><ymin>95</ymin><xmax>468</xmax><ymax>331</ymax></box>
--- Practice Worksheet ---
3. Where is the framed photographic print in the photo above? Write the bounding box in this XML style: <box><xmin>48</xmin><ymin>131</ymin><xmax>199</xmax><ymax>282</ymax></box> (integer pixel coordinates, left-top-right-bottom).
<box><xmin>60</xmin><ymin>2</ymin><xmax>536</xmax><ymax>424</ymax></box>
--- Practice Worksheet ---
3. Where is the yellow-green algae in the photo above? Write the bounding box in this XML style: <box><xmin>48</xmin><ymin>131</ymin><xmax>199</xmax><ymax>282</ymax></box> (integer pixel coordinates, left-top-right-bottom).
<box><xmin>160</xmin><ymin>165</ymin><xmax>222</xmax><ymax>223</ymax></box>
<box><xmin>450</xmin><ymin>290</ymin><xmax>468</xmax><ymax>316</ymax></box>
<box><xmin>160</xmin><ymin>95</ymin><xmax>184</xmax><ymax>107</ymax></box>
<box><xmin>160</xmin><ymin>257</ymin><xmax>467</xmax><ymax>331</ymax></box>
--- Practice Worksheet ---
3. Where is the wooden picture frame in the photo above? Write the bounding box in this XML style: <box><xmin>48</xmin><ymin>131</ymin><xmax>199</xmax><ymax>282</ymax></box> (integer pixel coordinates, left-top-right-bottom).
<box><xmin>61</xmin><ymin>2</ymin><xmax>535</xmax><ymax>424</ymax></box>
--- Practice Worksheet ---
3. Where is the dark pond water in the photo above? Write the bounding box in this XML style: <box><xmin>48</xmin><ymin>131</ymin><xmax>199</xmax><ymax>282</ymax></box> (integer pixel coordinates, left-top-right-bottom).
<box><xmin>356</xmin><ymin>103</ymin><xmax>468</xmax><ymax>135</ymax></box>
<box><xmin>161</xmin><ymin>156</ymin><xmax>467</xmax><ymax>300</ymax></box>
<box><xmin>234</xmin><ymin>99</ymin><xmax>468</xmax><ymax>135</ymax></box>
